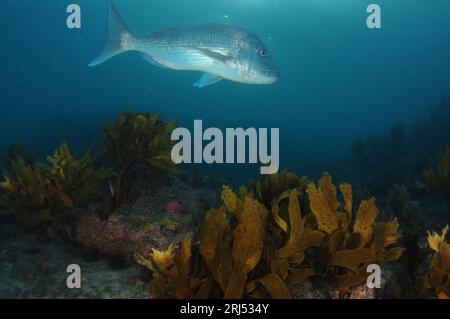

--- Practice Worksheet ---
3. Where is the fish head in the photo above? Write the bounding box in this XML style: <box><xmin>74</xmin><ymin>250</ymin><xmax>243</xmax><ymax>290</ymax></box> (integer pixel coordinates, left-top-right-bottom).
<box><xmin>235</xmin><ymin>34</ymin><xmax>279</xmax><ymax>85</ymax></box>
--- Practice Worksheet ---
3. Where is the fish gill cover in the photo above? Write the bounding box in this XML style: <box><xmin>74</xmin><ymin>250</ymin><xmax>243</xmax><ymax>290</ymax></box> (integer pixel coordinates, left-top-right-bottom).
<box><xmin>0</xmin><ymin>0</ymin><xmax>449</xmax><ymax>301</ymax></box>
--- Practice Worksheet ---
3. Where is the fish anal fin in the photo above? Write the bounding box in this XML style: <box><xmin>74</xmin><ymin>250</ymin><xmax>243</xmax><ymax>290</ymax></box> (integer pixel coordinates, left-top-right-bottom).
<box><xmin>194</xmin><ymin>73</ymin><xmax>223</xmax><ymax>88</ymax></box>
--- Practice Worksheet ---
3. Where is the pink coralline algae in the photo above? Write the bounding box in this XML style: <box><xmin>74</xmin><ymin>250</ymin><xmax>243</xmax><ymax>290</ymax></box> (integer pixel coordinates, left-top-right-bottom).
<box><xmin>348</xmin><ymin>285</ymin><xmax>376</xmax><ymax>299</ymax></box>
<box><xmin>165</xmin><ymin>201</ymin><xmax>182</xmax><ymax>215</ymax></box>
<box><xmin>75</xmin><ymin>213</ymin><xmax>132</xmax><ymax>256</ymax></box>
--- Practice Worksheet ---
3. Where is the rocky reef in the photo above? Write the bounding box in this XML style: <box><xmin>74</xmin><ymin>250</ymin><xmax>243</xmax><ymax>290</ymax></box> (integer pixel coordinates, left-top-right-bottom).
<box><xmin>131</xmin><ymin>173</ymin><xmax>407</xmax><ymax>299</ymax></box>
<box><xmin>0</xmin><ymin>109</ymin><xmax>449</xmax><ymax>299</ymax></box>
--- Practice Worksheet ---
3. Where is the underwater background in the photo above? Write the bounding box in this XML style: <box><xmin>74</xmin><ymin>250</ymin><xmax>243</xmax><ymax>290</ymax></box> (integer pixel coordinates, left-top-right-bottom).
<box><xmin>2</xmin><ymin>0</ymin><xmax>450</xmax><ymax>180</ymax></box>
<box><xmin>1</xmin><ymin>0</ymin><xmax>450</xmax><ymax>299</ymax></box>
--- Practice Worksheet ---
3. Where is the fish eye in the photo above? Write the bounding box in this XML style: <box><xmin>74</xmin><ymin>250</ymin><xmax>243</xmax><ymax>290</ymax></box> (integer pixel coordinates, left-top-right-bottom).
<box><xmin>259</xmin><ymin>49</ymin><xmax>269</xmax><ymax>57</ymax></box>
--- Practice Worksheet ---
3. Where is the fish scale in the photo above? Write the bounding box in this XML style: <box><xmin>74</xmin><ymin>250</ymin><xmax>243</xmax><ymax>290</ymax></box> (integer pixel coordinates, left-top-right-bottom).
<box><xmin>140</xmin><ymin>25</ymin><xmax>247</xmax><ymax>62</ymax></box>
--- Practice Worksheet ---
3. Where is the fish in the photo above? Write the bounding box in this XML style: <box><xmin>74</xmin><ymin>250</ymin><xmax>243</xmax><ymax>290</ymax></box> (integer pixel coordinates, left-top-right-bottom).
<box><xmin>89</xmin><ymin>2</ymin><xmax>279</xmax><ymax>88</ymax></box>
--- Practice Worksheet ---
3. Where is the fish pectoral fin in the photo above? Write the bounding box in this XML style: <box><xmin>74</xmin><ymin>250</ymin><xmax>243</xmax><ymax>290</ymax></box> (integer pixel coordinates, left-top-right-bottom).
<box><xmin>140</xmin><ymin>54</ymin><xmax>169</xmax><ymax>69</ymax></box>
<box><xmin>197</xmin><ymin>48</ymin><xmax>232</xmax><ymax>64</ymax></box>
<box><xmin>193</xmin><ymin>73</ymin><xmax>223</xmax><ymax>88</ymax></box>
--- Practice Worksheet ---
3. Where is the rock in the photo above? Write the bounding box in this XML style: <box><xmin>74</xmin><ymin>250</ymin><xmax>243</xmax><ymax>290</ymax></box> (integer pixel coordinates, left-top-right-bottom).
<box><xmin>75</xmin><ymin>212</ymin><xmax>132</xmax><ymax>256</ymax></box>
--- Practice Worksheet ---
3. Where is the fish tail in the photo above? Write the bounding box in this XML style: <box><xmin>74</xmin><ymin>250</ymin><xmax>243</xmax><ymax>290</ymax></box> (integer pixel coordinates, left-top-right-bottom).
<box><xmin>88</xmin><ymin>1</ymin><xmax>135</xmax><ymax>67</ymax></box>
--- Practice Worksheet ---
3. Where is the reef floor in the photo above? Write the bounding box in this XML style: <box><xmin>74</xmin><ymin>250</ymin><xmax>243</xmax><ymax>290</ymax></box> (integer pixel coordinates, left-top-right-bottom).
<box><xmin>0</xmin><ymin>172</ymin><xmax>448</xmax><ymax>299</ymax></box>
<box><xmin>0</xmin><ymin>235</ymin><xmax>151</xmax><ymax>299</ymax></box>
<box><xmin>0</xmin><ymin>172</ymin><xmax>224</xmax><ymax>298</ymax></box>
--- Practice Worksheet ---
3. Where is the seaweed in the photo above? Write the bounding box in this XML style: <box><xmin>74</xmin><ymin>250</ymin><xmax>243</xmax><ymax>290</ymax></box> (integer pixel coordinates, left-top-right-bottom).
<box><xmin>135</xmin><ymin>185</ymin><xmax>324</xmax><ymax>299</ymax></box>
<box><xmin>0</xmin><ymin>143</ymin><xmax>111</xmax><ymax>238</ymax></box>
<box><xmin>419</xmin><ymin>225</ymin><xmax>450</xmax><ymax>299</ymax></box>
<box><xmin>200</xmin><ymin>189</ymin><xmax>271</xmax><ymax>299</ymax></box>
<box><xmin>101</xmin><ymin>112</ymin><xmax>176</xmax><ymax>206</ymax></box>
<box><xmin>347</xmin><ymin>121</ymin><xmax>418</xmax><ymax>193</ymax></box>
<box><xmin>248</xmin><ymin>170</ymin><xmax>310</xmax><ymax>212</ymax></box>
<box><xmin>245</xmin><ymin>171</ymin><xmax>318</xmax><ymax>251</ymax></box>
<box><xmin>134</xmin><ymin>237</ymin><xmax>217</xmax><ymax>299</ymax></box>
<box><xmin>306</xmin><ymin>174</ymin><xmax>405</xmax><ymax>293</ymax></box>
<box><xmin>423</xmin><ymin>146</ymin><xmax>450</xmax><ymax>208</ymax></box>
<box><xmin>135</xmin><ymin>173</ymin><xmax>404</xmax><ymax>299</ymax></box>
<box><xmin>386</xmin><ymin>184</ymin><xmax>426</xmax><ymax>297</ymax></box>
<box><xmin>46</xmin><ymin>143</ymin><xmax>112</xmax><ymax>207</ymax></box>
<box><xmin>134</xmin><ymin>190</ymin><xmax>268</xmax><ymax>298</ymax></box>
<box><xmin>3</xmin><ymin>142</ymin><xmax>35</xmax><ymax>172</ymax></box>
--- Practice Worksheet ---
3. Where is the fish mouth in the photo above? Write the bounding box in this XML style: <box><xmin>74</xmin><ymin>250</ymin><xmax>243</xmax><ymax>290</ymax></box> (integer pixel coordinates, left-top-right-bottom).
<box><xmin>263</xmin><ymin>77</ymin><xmax>278</xmax><ymax>85</ymax></box>
<box><xmin>262</xmin><ymin>68</ymin><xmax>279</xmax><ymax>84</ymax></box>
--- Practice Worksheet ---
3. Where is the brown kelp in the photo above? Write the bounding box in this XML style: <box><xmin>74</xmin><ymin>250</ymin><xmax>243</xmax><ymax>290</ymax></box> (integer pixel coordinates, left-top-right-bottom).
<box><xmin>134</xmin><ymin>173</ymin><xmax>404</xmax><ymax>299</ymax></box>
<box><xmin>3</xmin><ymin>143</ymin><xmax>35</xmax><ymax>172</ymax></box>
<box><xmin>134</xmin><ymin>239</ymin><xmax>206</xmax><ymax>299</ymax></box>
<box><xmin>386</xmin><ymin>184</ymin><xmax>425</xmax><ymax>297</ymax></box>
<box><xmin>135</xmin><ymin>185</ymin><xmax>323</xmax><ymax>299</ymax></box>
<box><xmin>0</xmin><ymin>143</ymin><xmax>111</xmax><ymax>238</ymax></box>
<box><xmin>248</xmin><ymin>170</ymin><xmax>310</xmax><ymax>211</ymax></box>
<box><xmin>418</xmin><ymin>225</ymin><xmax>450</xmax><ymax>299</ymax></box>
<box><xmin>101</xmin><ymin>112</ymin><xmax>176</xmax><ymax>206</ymax></box>
<box><xmin>306</xmin><ymin>174</ymin><xmax>404</xmax><ymax>293</ymax></box>
<box><xmin>423</xmin><ymin>146</ymin><xmax>450</xmax><ymax>207</ymax></box>
<box><xmin>201</xmin><ymin>187</ymin><xmax>315</xmax><ymax>299</ymax></box>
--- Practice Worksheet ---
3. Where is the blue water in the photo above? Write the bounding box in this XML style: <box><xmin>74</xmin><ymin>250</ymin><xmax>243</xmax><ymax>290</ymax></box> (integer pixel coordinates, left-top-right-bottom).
<box><xmin>1</xmin><ymin>0</ymin><xmax>450</xmax><ymax>181</ymax></box>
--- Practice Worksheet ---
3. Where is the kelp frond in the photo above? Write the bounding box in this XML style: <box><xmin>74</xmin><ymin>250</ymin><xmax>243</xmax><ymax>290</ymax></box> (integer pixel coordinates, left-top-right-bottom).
<box><xmin>0</xmin><ymin>143</ymin><xmax>110</xmax><ymax>237</ymax></box>
<box><xmin>101</xmin><ymin>112</ymin><xmax>176</xmax><ymax>205</ymax></box>
<box><xmin>135</xmin><ymin>173</ymin><xmax>404</xmax><ymax>299</ymax></box>
<box><xmin>420</xmin><ymin>225</ymin><xmax>450</xmax><ymax>299</ymax></box>
<box><xmin>307</xmin><ymin>174</ymin><xmax>404</xmax><ymax>291</ymax></box>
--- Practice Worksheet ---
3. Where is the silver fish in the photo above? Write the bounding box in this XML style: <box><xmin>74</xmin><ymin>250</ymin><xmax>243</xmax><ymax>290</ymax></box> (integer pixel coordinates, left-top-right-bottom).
<box><xmin>89</xmin><ymin>2</ymin><xmax>279</xmax><ymax>88</ymax></box>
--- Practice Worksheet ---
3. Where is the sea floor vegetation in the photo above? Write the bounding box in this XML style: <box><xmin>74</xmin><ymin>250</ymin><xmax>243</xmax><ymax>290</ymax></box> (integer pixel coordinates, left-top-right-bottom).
<box><xmin>0</xmin><ymin>105</ymin><xmax>449</xmax><ymax>299</ymax></box>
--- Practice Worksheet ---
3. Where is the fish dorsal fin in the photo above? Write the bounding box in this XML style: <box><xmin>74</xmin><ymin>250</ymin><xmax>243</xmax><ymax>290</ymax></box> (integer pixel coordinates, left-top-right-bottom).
<box><xmin>194</xmin><ymin>73</ymin><xmax>223</xmax><ymax>88</ymax></box>
<box><xmin>197</xmin><ymin>48</ymin><xmax>233</xmax><ymax>64</ymax></box>
<box><xmin>140</xmin><ymin>53</ymin><xmax>169</xmax><ymax>69</ymax></box>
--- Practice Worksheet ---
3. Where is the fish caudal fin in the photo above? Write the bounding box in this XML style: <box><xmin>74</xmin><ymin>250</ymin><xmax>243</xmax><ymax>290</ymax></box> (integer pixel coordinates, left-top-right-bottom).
<box><xmin>88</xmin><ymin>2</ymin><xmax>134</xmax><ymax>67</ymax></box>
